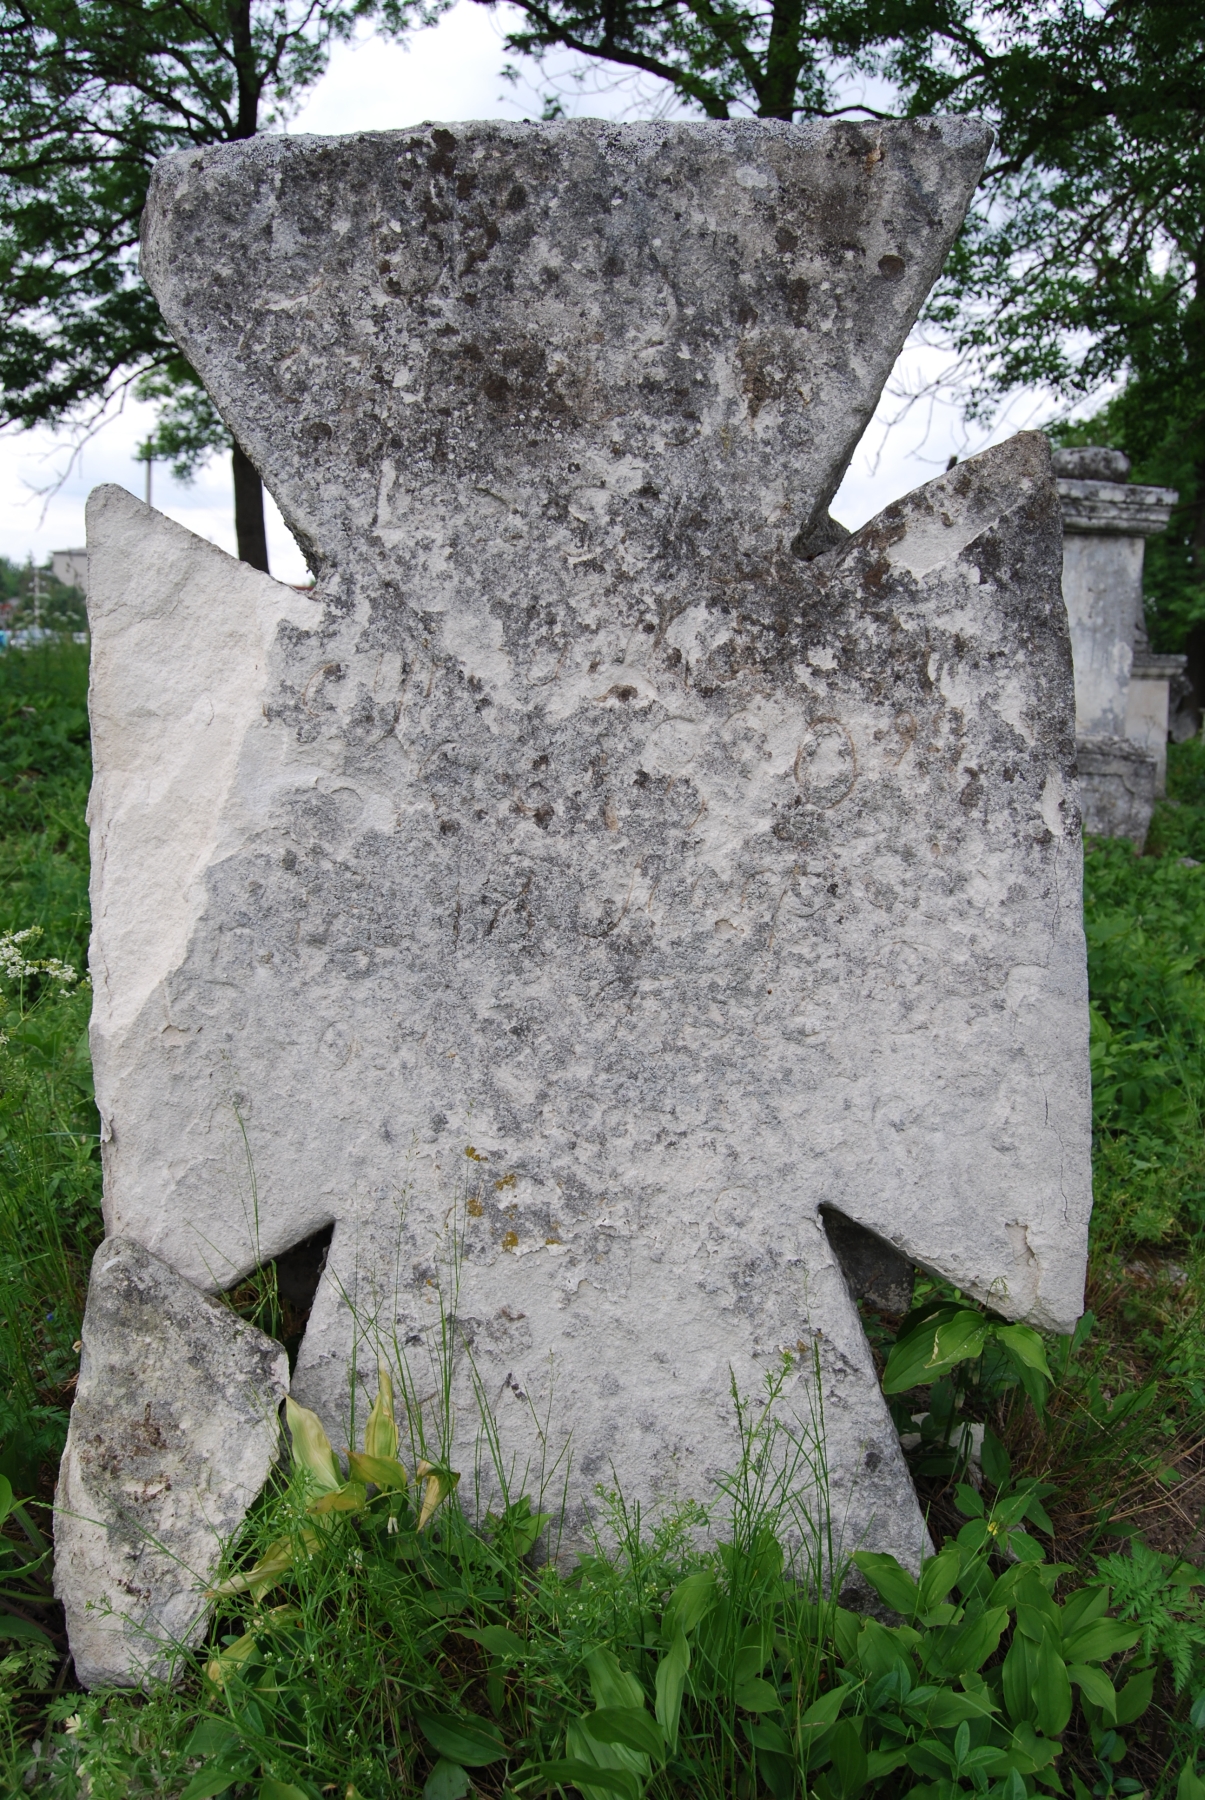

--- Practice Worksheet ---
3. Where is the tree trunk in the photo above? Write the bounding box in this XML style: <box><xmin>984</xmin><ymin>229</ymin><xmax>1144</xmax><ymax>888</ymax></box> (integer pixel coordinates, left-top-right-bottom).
<box><xmin>232</xmin><ymin>441</ymin><xmax>270</xmax><ymax>572</ymax></box>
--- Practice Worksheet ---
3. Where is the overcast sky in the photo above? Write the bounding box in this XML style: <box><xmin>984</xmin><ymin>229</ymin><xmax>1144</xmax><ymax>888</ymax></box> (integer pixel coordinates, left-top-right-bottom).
<box><xmin>0</xmin><ymin>2</ymin><xmax>1056</xmax><ymax>584</ymax></box>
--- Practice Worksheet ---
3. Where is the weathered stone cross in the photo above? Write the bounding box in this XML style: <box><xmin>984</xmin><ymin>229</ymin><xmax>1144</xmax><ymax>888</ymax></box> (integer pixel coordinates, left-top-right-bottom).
<box><xmin>57</xmin><ymin>118</ymin><xmax>1091</xmax><ymax>1685</ymax></box>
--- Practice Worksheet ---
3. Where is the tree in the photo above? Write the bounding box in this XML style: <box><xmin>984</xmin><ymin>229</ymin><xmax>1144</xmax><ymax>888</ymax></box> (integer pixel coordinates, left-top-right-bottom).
<box><xmin>0</xmin><ymin>0</ymin><xmax>433</xmax><ymax>568</ymax></box>
<box><xmin>479</xmin><ymin>0</ymin><xmax>1205</xmax><ymax>675</ymax></box>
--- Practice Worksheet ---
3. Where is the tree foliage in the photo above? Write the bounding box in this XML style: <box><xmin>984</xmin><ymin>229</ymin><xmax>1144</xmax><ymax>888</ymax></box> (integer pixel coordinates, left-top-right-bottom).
<box><xmin>0</xmin><ymin>0</ymin><xmax>435</xmax><ymax>561</ymax></box>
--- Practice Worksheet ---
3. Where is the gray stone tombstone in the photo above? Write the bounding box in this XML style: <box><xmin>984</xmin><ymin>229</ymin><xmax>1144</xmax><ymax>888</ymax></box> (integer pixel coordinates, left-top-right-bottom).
<box><xmin>1053</xmin><ymin>446</ymin><xmax>1179</xmax><ymax>843</ymax></box>
<box><xmin>58</xmin><ymin>119</ymin><xmax>1093</xmax><ymax>1685</ymax></box>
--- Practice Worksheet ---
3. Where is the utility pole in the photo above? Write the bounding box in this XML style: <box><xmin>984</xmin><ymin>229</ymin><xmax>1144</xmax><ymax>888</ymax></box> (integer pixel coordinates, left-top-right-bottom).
<box><xmin>144</xmin><ymin>451</ymin><xmax>153</xmax><ymax>507</ymax></box>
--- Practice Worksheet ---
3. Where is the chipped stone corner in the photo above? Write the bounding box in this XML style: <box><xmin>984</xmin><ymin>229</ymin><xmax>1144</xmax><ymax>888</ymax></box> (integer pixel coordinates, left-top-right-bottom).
<box><xmin>54</xmin><ymin>1237</ymin><xmax>288</xmax><ymax>1689</ymax></box>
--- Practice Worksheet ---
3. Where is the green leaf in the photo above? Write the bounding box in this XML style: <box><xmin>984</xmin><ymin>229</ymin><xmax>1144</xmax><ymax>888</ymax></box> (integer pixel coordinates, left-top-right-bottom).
<box><xmin>284</xmin><ymin>1398</ymin><xmax>342</xmax><ymax>1494</ymax></box>
<box><xmin>259</xmin><ymin>1783</ymin><xmax>311</xmax><ymax>1800</ymax></box>
<box><xmin>980</xmin><ymin>1427</ymin><xmax>1011</xmax><ymax>1489</ymax></box>
<box><xmin>662</xmin><ymin>1568</ymin><xmax>717</xmax><ymax>1638</ymax></box>
<box><xmin>852</xmin><ymin>1549</ymin><xmax>918</xmax><ymax>1615</ymax></box>
<box><xmin>1068</xmin><ymin>1664</ymin><xmax>1116</xmax><ymax>1717</ymax></box>
<box><xmin>827</xmin><ymin>1718</ymin><xmax>868</xmax><ymax>1798</ymax></box>
<box><xmin>1113</xmin><ymin>1665</ymin><xmax>1155</xmax><ymax>1725</ymax></box>
<box><xmin>185</xmin><ymin>1721</ymin><xmax>241</xmax><ymax>1759</ymax></box>
<box><xmin>924</xmin><ymin>1689</ymin><xmax>997</xmax><ymax>1727</ymax></box>
<box><xmin>0</xmin><ymin>1613</ymin><xmax>54</xmax><ymax>1645</ymax></box>
<box><xmin>306</xmin><ymin>1481</ymin><xmax>366</xmax><ymax>1516</ymax></box>
<box><xmin>514</xmin><ymin>1760</ymin><xmax>638</xmax><ymax>1799</ymax></box>
<box><xmin>866</xmin><ymin>1746</ymin><xmax>908</xmax><ymax>1778</ymax></box>
<box><xmin>347</xmin><ymin>1451</ymin><xmax>409</xmax><ymax>1492</ymax></box>
<box><xmin>416</xmin><ymin>1461</ymin><xmax>460</xmax><ymax>1531</ymax></box>
<box><xmin>800</xmin><ymin>1690</ymin><xmax>845</xmax><ymax>1731</ymax></box>
<box><xmin>363</xmin><ymin>1364</ymin><xmax>399</xmax><ymax>1462</ymax></box>
<box><xmin>1178</xmin><ymin>1762</ymin><xmax>1205</xmax><ymax>1800</ymax></box>
<box><xmin>423</xmin><ymin>1760</ymin><xmax>470</xmax><ymax>1800</ymax></box>
<box><xmin>180</xmin><ymin>1767</ymin><xmax>243</xmax><ymax>1800</ymax></box>
<box><xmin>995</xmin><ymin>1324</ymin><xmax>1052</xmax><ymax>1379</ymax></box>
<box><xmin>584</xmin><ymin>1707</ymin><xmax>664</xmax><ymax>1760</ymax></box>
<box><xmin>417</xmin><ymin>1713</ymin><xmax>507</xmax><ymax>1767</ymax></box>
<box><xmin>1033</xmin><ymin>1633</ymin><xmax>1072</xmax><ymax>1737</ymax></box>
<box><xmin>930</xmin><ymin>1606</ymin><xmax>1009</xmax><ymax>1675</ymax></box>
<box><xmin>654</xmin><ymin>1627</ymin><xmax>689</xmax><ymax>1754</ymax></box>
<box><xmin>1061</xmin><ymin>1619</ymin><xmax>1142</xmax><ymax>1663</ymax></box>
<box><xmin>0</xmin><ymin>1476</ymin><xmax>12</xmax><ymax>1527</ymax></box>
<box><xmin>584</xmin><ymin>1648</ymin><xmax>645</xmax><ymax>1714</ymax></box>
<box><xmin>458</xmin><ymin>1624</ymin><xmax>527</xmax><ymax>1662</ymax></box>
<box><xmin>734</xmin><ymin>1678</ymin><xmax>781</xmax><ymax>1712</ymax></box>
<box><xmin>883</xmin><ymin>1308</ymin><xmax>987</xmax><ymax>1392</ymax></box>
<box><xmin>917</xmin><ymin>1546</ymin><xmax>961</xmax><ymax>1614</ymax></box>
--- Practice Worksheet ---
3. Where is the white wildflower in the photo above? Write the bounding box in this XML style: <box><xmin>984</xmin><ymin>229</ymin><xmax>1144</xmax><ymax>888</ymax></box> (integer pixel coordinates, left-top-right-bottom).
<box><xmin>0</xmin><ymin>928</ymin><xmax>79</xmax><ymax>989</ymax></box>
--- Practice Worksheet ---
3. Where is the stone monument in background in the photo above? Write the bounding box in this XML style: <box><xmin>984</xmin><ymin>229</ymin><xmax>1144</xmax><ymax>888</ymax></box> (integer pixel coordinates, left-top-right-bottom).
<box><xmin>55</xmin><ymin>118</ymin><xmax>1093</xmax><ymax>1687</ymax></box>
<box><xmin>1054</xmin><ymin>446</ymin><xmax>1181</xmax><ymax>846</ymax></box>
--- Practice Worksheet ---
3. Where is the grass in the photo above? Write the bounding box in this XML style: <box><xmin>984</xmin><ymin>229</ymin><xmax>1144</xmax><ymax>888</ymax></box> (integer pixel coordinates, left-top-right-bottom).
<box><xmin>1</xmin><ymin>638</ymin><xmax>1204</xmax><ymax>1797</ymax></box>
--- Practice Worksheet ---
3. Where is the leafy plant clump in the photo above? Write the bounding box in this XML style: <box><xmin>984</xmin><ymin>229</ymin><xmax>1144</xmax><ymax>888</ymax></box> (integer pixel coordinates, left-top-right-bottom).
<box><xmin>17</xmin><ymin>1354</ymin><xmax>1203</xmax><ymax>1800</ymax></box>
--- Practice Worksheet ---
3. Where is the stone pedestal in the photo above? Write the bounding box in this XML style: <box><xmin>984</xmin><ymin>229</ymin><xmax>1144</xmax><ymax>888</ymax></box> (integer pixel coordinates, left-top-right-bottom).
<box><xmin>1127</xmin><ymin>653</ymin><xmax>1187</xmax><ymax>797</ymax></box>
<box><xmin>1054</xmin><ymin>448</ymin><xmax>1177</xmax><ymax>841</ymax></box>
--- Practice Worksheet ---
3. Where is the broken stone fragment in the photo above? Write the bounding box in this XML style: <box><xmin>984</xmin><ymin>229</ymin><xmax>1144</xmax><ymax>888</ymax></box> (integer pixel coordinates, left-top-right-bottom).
<box><xmin>54</xmin><ymin>1237</ymin><xmax>287</xmax><ymax>1688</ymax></box>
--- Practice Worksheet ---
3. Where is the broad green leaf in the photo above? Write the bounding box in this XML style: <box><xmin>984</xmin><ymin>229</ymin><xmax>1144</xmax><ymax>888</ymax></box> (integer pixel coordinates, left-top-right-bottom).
<box><xmin>1069</xmin><ymin>1664</ymin><xmax>1116</xmax><ymax>1717</ymax></box>
<box><xmin>930</xmin><ymin>1310</ymin><xmax>991</xmax><ymax>1369</ymax></box>
<box><xmin>307</xmin><ymin>1481</ymin><xmax>366</xmax><ymax>1516</ymax></box>
<box><xmin>924</xmin><ymin>1689</ymin><xmax>997</xmax><ymax>1727</ymax></box>
<box><xmin>917</xmin><ymin>1546</ymin><xmax>961</xmax><ymax>1614</ymax></box>
<box><xmin>1034</xmin><ymin>1634</ymin><xmax>1072</xmax><ymax>1737</ymax></box>
<box><xmin>852</xmin><ymin>1549</ymin><xmax>918</xmax><ymax>1616</ymax></box>
<box><xmin>423</xmin><ymin>1759</ymin><xmax>469</xmax><ymax>1800</ymax></box>
<box><xmin>932</xmin><ymin>1606</ymin><xmax>1009</xmax><ymax>1675</ymax></box>
<box><xmin>364</xmin><ymin>1364</ymin><xmax>399</xmax><ymax>1461</ymax></box>
<box><xmin>416</xmin><ymin>1461</ymin><xmax>461</xmax><ymax>1531</ymax></box>
<box><xmin>416</xmin><ymin>1713</ymin><xmax>506</xmax><ymax>1767</ymax></box>
<box><xmin>1113</xmin><ymin>1665</ymin><xmax>1155</xmax><ymax>1725</ymax></box>
<box><xmin>584</xmin><ymin>1648</ymin><xmax>645</xmax><ymax>1714</ymax></box>
<box><xmin>458</xmin><ymin>1624</ymin><xmax>528</xmax><ymax>1661</ymax></box>
<box><xmin>567</xmin><ymin>1712</ymin><xmax>647</xmax><ymax>1798</ymax></box>
<box><xmin>515</xmin><ymin>1760</ymin><xmax>637</xmax><ymax>1799</ymax></box>
<box><xmin>1002</xmin><ymin>1631</ymin><xmax>1036</xmax><ymax>1727</ymax></box>
<box><xmin>734</xmin><ymin>1678</ymin><xmax>781</xmax><ymax>1712</ymax></box>
<box><xmin>1061</xmin><ymin>1619</ymin><xmax>1142</xmax><ymax>1663</ymax></box>
<box><xmin>584</xmin><ymin>1706</ymin><xmax>665</xmax><ymax>1760</ymax></box>
<box><xmin>185</xmin><ymin>1721</ymin><xmax>241</xmax><ymax>1759</ymax></box>
<box><xmin>995</xmin><ymin>1324</ymin><xmax>1052</xmax><ymax>1379</ymax></box>
<box><xmin>654</xmin><ymin>1627</ymin><xmax>689</xmax><ymax>1754</ymax></box>
<box><xmin>0</xmin><ymin>1613</ymin><xmax>53</xmax><ymax>1644</ymax></box>
<box><xmin>800</xmin><ymin>1690</ymin><xmax>845</xmax><ymax>1731</ymax></box>
<box><xmin>662</xmin><ymin>1568</ymin><xmax>717</xmax><ymax>1638</ymax></box>
<box><xmin>180</xmin><ymin>1766</ymin><xmax>242</xmax><ymax>1800</ymax></box>
<box><xmin>348</xmin><ymin>1451</ymin><xmax>409</xmax><ymax>1492</ymax></box>
<box><xmin>828</xmin><ymin>1718</ymin><xmax>868</xmax><ymax>1797</ymax></box>
<box><xmin>285</xmin><ymin>1398</ymin><xmax>341</xmax><ymax>1495</ymax></box>
<box><xmin>980</xmin><ymin>1426</ymin><xmax>1011</xmax><ymax>1489</ymax></box>
<box><xmin>1061</xmin><ymin>1584</ymin><xmax>1111</xmax><ymax>1636</ymax></box>
<box><xmin>1178</xmin><ymin>1763</ymin><xmax>1205</xmax><ymax>1800</ymax></box>
<box><xmin>259</xmin><ymin>1783</ymin><xmax>310</xmax><ymax>1800</ymax></box>
<box><xmin>866</xmin><ymin>1747</ymin><xmax>908</xmax><ymax>1778</ymax></box>
<box><xmin>0</xmin><ymin>1475</ymin><xmax>12</xmax><ymax>1526</ymax></box>
<box><xmin>208</xmin><ymin>1530</ymin><xmax>319</xmax><ymax>1601</ymax></box>
<box><xmin>856</xmin><ymin>1618</ymin><xmax>910</xmax><ymax>1681</ymax></box>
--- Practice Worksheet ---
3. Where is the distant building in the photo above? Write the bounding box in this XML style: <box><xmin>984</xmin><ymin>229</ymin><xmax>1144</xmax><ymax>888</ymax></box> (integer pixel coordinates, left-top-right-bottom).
<box><xmin>52</xmin><ymin>548</ymin><xmax>89</xmax><ymax>594</ymax></box>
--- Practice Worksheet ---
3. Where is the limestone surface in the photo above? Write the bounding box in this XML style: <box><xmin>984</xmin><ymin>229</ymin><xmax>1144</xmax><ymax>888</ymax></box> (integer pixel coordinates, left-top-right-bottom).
<box><xmin>54</xmin><ymin>1237</ymin><xmax>287</xmax><ymax>1688</ymax></box>
<box><xmin>79</xmin><ymin>120</ymin><xmax>1090</xmax><ymax>1577</ymax></box>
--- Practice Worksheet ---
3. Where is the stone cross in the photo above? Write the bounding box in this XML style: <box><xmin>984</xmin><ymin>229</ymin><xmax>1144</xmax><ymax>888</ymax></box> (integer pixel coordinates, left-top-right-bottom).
<box><xmin>56</xmin><ymin>119</ymin><xmax>1092</xmax><ymax>1686</ymax></box>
